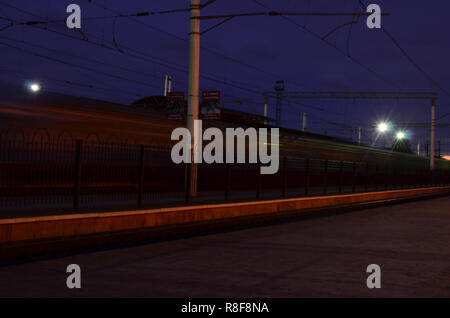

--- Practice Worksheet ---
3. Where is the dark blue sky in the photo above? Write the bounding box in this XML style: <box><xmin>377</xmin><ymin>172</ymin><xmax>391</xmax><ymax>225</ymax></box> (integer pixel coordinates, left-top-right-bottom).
<box><xmin>0</xmin><ymin>0</ymin><xmax>449</xmax><ymax>149</ymax></box>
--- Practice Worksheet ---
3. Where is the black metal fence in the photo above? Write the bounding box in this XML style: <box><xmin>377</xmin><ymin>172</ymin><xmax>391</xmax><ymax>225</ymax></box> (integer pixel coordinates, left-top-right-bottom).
<box><xmin>1</xmin><ymin>138</ymin><xmax>449</xmax><ymax>217</ymax></box>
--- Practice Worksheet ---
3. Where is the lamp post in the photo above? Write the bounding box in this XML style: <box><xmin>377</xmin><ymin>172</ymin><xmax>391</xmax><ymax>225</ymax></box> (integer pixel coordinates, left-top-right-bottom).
<box><xmin>377</xmin><ymin>122</ymin><xmax>389</xmax><ymax>148</ymax></box>
<box><xmin>396</xmin><ymin>131</ymin><xmax>405</xmax><ymax>140</ymax></box>
<box><xmin>431</xmin><ymin>98</ymin><xmax>436</xmax><ymax>171</ymax></box>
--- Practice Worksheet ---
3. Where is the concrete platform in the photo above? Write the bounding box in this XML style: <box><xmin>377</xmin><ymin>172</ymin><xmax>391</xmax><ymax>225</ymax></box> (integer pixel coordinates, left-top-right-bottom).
<box><xmin>2</xmin><ymin>195</ymin><xmax>450</xmax><ymax>297</ymax></box>
<box><xmin>1</xmin><ymin>186</ymin><xmax>449</xmax><ymax>262</ymax></box>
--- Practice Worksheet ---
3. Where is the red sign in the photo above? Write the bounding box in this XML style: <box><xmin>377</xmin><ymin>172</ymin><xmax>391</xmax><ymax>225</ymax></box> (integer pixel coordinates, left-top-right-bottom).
<box><xmin>166</xmin><ymin>92</ymin><xmax>186</xmax><ymax>120</ymax></box>
<box><xmin>201</xmin><ymin>90</ymin><xmax>221</xmax><ymax>119</ymax></box>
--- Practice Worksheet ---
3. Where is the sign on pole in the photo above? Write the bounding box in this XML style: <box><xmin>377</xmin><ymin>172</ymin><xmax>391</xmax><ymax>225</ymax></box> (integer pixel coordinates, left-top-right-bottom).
<box><xmin>166</xmin><ymin>92</ymin><xmax>187</xmax><ymax>120</ymax></box>
<box><xmin>201</xmin><ymin>90</ymin><xmax>221</xmax><ymax>119</ymax></box>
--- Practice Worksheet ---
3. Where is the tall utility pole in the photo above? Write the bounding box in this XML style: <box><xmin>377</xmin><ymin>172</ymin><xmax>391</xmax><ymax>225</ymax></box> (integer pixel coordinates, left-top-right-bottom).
<box><xmin>274</xmin><ymin>80</ymin><xmax>284</xmax><ymax>127</ymax></box>
<box><xmin>187</xmin><ymin>0</ymin><xmax>201</xmax><ymax>196</ymax></box>
<box><xmin>302</xmin><ymin>112</ymin><xmax>307</xmax><ymax>132</ymax></box>
<box><xmin>358</xmin><ymin>127</ymin><xmax>362</xmax><ymax>145</ymax></box>
<box><xmin>438</xmin><ymin>140</ymin><xmax>441</xmax><ymax>158</ymax></box>
<box><xmin>263</xmin><ymin>96</ymin><xmax>269</xmax><ymax>125</ymax></box>
<box><xmin>430</xmin><ymin>98</ymin><xmax>436</xmax><ymax>171</ymax></box>
<box><xmin>371</xmin><ymin>126</ymin><xmax>375</xmax><ymax>146</ymax></box>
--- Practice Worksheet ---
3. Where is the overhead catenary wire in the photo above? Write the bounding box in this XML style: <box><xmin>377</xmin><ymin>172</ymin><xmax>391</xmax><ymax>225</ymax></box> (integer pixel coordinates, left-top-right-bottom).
<box><xmin>0</xmin><ymin>11</ymin><xmax>270</xmax><ymax>97</ymax></box>
<box><xmin>0</xmin><ymin>67</ymin><xmax>142</xmax><ymax>99</ymax></box>
<box><xmin>357</xmin><ymin>0</ymin><xmax>450</xmax><ymax>99</ymax></box>
<box><xmin>0</xmin><ymin>1</ymin><xmax>363</xmax><ymax>126</ymax></box>
<box><xmin>250</xmin><ymin>0</ymin><xmax>401</xmax><ymax>90</ymax></box>
<box><xmin>0</xmin><ymin>35</ymin><xmax>164</xmax><ymax>81</ymax></box>
<box><xmin>81</xmin><ymin>1</ymin><xmax>363</xmax><ymax>120</ymax></box>
<box><xmin>0</xmin><ymin>23</ymin><xmax>356</xmax><ymax>124</ymax></box>
<box><xmin>87</xmin><ymin>0</ymin><xmax>311</xmax><ymax>91</ymax></box>
<box><xmin>196</xmin><ymin>11</ymin><xmax>387</xmax><ymax>20</ymax></box>
<box><xmin>0</xmin><ymin>3</ymin><xmax>259</xmax><ymax>89</ymax></box>
<box><xmin>0</xmin><ymin>41</ymin><xmax>164</xmax><ymax>91</ymax></box>
<box><xmin>0</xmin><ymin>25</ymin><xmax>272</xmax><ymax>106</ymax></box>
<box><xmin>0</xmin><ymin>12</ymin><xmax>335</xmax><ymax>117</ymax></box>
<box><xmin>0</xmin><ymin>7</ymin><xmax>193</xmax><ymax>27</ymax></box>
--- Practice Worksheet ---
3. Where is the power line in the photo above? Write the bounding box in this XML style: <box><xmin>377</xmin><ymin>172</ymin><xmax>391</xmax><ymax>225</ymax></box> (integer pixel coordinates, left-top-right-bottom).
<box><xmin>0</xmin><ymin>18</ymin><xmax>270</xmax><ymax>102</ymax></box>
<box><xmin>0</xmin><ymin>21</ymin><xmax>267</xmax><ymax>104</ymax></box>
<box><xmin>6</xmin><ymin>8</ymin><xmax>193</xmax><ymax>27</ymax></box>
<box><xmin>87</xmin><ymin>0</ymin><xmax>311</xmax><ymax>91</ymax></box>
<box><xmin>0</xmin><ymin>35</ymin><xmax>164</xmax><ymax>82</ymax></box>
<box><xmin>0</xmin><ymin>23</ymin><xmax>353</xmax><ymax>121</ymax></box>
<box><xmin>383</xmin><ymin>28</ymin><xmax>450</xmax><ymax>98</ymax></box>
<box><xmin>0</xmin><ymin>10</ymin><xmax>269</xmax><ymax>97</ymax></box>
<box><xmin>0</xmin><ymin>67</ymin><xmax>141</xmax><ymax>99</ymax></box>
<box><xmin>0</xmin><ymin>6</ymin><xmax>294</xmax><ymax>109</ymax></box>
<box><xmin>0</xmin><ymin>41</ymin><xmax>163</xmax><ymax>91</ymax></box>
<box><xmin>250</xmin><ymin>0</ymin><xmax>401</xmax><ymax>89</ymax></box>
<box><xmin>84</xmin><ymin>1</ymin><xmax>365</xmax><ymax>120</ymax></box>
<box><xmin>0</xmin><ymin>1</ymin><xmax>315</xmax><ymax>101</ymax></box>
<box><xmin>0</xmin><ymin>1</ymin><xmax>361</xmax><ymax>123</ymax></box>
<box><xmin>197</xmin><ymin>11</ymin><xmax>387</xmax><ymax>20</ymax></box>
<box><xmin>357</xmin><ymin>0</ymin><xmax>450</xmax><ymax>99</ymax></box>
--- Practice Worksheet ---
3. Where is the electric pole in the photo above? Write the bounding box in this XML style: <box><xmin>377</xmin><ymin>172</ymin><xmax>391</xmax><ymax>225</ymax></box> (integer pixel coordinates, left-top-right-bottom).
<box><xmin>430</xmin><ymin>98</ymin><xmax>436</xmax><ymax>171</ymax></box>
<box><xmin>274</xmin><ymin>80</ymin><xmax>284</xmax><ymax>127</ymax></box>
<box><xmin>358</xmin><ymin>127</ymin><xmax>362</xmax><ymax>145</ymax></box>
<box><xmin>302</xmin><ymin>112</ymin><xmax>307</xmax><ymax>132</ymax></box>
<box><xmin>264</xmin><ymin>96</ymin><xmax>269</xmax><ymax>125</ymax></box>
<box><xmin>187</xmin><ymin>0</ymin><xmax>201</xmax><ymax>196</ymax></box>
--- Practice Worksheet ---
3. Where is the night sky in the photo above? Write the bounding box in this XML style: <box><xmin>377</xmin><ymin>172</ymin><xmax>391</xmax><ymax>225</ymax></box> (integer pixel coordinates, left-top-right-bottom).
<box><xmin>0</xmin><ymin>0</ymin><xmax>449</xmax><ymax>151</ymax></box>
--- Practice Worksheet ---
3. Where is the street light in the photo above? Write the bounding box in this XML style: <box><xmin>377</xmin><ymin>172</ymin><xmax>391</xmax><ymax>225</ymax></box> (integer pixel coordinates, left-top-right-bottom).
<box><xmin>28</xmin><ymin>82</ymin><xmax>41</xmax><ymax>93</ymax></box>
<box><xmin>396</xmin><ymin>131</ymin><xmax>406</xmax><ymax>139</ymax></box>
<box><xmin>375</xmin><ymin>122</ymin><xmax>390</xmax><ymax>148</ymax></box>
<box><xmin>377</xmin><ymin>122</ymin><xmax>389</xmax><ymax>133</ymax></box>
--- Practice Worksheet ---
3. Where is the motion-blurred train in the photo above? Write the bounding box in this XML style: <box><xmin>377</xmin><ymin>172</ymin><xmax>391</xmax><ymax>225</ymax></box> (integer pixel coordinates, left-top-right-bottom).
<box><xmin>1</xmin><ymin>84</ymin><xmax>449</xmax><ymax>171</ymax></box>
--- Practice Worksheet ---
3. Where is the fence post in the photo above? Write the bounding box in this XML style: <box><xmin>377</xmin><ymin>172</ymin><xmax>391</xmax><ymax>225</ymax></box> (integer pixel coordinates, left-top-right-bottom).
<box><xmin>399</xmin><ymin>167</ymin><xmax>403</xmax><ymax>189</ymax></box>
<box><xmin>375</xmin><ymin>164</ymin><xmax>378</xmax><ymax>191</ymax></box>
<box><xmin>324</xmin><ymin>160</ymin><xmax>329</xmax><ymax>195</ymax></box>
<box><xmin>137</xmin><ymin>145</ymin><xmax>144</xmax><ymax>208</ymax></box>
<box><xmin>305</xmin><ymin>158</ymin><xmax>310</xmax><ymax>196</ymax></box>
<box><xmin>407</xmin><ymin>168</ymin><xmax>411</xmax><ymax>189</ymax></box>
<box><xmin>339</xmin><ymin>161</ymin><xmax>343</xmax><ymax>194</ymax></box>
<box><xmin>282</xmin><ymin>157</ymin><xmax>287</xmax><ymax>198</ymax></box>
<box><xmin>405</xmin><ymin>167</ymin><xmax>408</xmax><ymax>189</ymax></box>
<box><xmin>256</xmin><ymin>163</ymin><xmax>261</xmax><ymax>199</ymax></box>
<box><xmin>417</xmin><ymin>168</ymin><xmax>420</xmax><ymax>188</ymax></box>
<box><xmin>365</xmin><ymin>162</ymin><xmax>369</xmax><ymax>192</ymax></box>
<box><xmin>184</xmin><ymin>163</ymin><xmax>191</xmax><ymax>204</ymax></box>
<box><xmin>385</xmin><ymin>164</ymin><xmax>388</xmax><ymax>190</ymax></box>
<box><xmin>225</xmin><ymin>163</ymin><xmax>231</xmax><ymax>200</ymax></box>
<box><xmin>73</xmin><ymin>139</ymin><xmax>83</xmax><ymax>211</ymax></box>
<box><xmin>352</xmin><ymin>162</ymin><xmax>356</xmax><ymax>193</ymax></box>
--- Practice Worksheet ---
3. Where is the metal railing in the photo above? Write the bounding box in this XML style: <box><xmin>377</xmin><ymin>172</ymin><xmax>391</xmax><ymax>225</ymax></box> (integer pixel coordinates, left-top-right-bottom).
<box><xmin>1</xmin><ymin>138</ymin><xmax>449</xmax><ymax>217</ymax></box>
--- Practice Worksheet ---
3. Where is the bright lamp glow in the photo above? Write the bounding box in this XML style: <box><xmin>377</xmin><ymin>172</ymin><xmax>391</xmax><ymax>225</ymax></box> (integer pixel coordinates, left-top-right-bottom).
<box><xmin>396</xmin><ymin>131</ymin><xmax>406</xmax><ymax>139</ymax></box>
<box><xmin>377</xmin><ymin>122</ymin><xmax>388</xmax><ymax>133</ymax></box>
<box><xmin>29</xmin><ymin>83</ymin><xmax>41</xmax><ymax>93</ymax></box>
